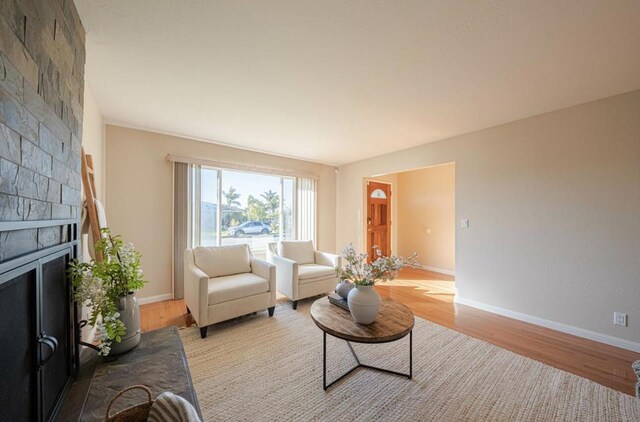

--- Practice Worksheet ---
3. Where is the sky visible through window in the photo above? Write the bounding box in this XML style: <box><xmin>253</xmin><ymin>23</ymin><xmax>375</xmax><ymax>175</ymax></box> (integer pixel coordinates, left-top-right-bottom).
<box><xmin>201</xmin><ymin>169</ymin><xmax>280</xmax><ymax>206</ymax></box>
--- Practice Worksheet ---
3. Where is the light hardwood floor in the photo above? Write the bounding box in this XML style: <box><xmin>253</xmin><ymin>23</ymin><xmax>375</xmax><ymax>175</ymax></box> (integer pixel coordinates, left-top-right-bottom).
<box><xmin>140</xmin><ymin>268</ymin><xmax>639</xmax><ymax>396</ymax></box>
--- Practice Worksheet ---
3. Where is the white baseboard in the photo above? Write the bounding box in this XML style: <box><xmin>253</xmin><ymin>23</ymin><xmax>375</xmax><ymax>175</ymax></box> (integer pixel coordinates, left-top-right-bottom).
<box><xmin>454</xmin><ymin>296</ymin><xmax>640</xmax><ymax>353</ymax></box>
<box><xmin>418</xmin><ymin>264</ymin><xmax>455</xmax><ymax>276</ymax></box>
<box><xmin>137</xmin><ymin>293</ymin><xmax>174</xmax><ymax>305</ymax></box>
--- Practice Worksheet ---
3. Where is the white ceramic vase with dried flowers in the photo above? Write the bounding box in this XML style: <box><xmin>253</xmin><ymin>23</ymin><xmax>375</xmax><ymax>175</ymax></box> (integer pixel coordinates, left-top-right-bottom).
<box><xmin>337</xmin><ymin>244</ymin><xmax>418</xmax><ymax>324</ymax></box>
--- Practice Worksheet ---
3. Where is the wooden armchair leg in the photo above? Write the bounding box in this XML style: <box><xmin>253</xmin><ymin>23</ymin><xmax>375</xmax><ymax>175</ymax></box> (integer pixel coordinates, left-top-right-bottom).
<box><xmin>292</xmin><ymin>300</ymin><xmax>298</xmax><ymax>310</ymax></box>
<box><xmin>200</xmin><ymin>326</ymin><xmax>208</xmax><ymax>339</ymax></box>
<box><xmin>268</xmin><ymin>306</ymin><xmax>275</xmax><ymax>317</ymax></box>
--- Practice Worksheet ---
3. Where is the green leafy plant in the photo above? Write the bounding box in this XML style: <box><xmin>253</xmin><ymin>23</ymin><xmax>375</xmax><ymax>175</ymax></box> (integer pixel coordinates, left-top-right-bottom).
<box><xmin>337</xmin><ymin>244</ymin><xmax>418</xmax><ymax>287</ymax></box>
<box><xmin>69</xmin><ymin>228</ymin><xmax>146</xmax><ymax>355</ymax></box>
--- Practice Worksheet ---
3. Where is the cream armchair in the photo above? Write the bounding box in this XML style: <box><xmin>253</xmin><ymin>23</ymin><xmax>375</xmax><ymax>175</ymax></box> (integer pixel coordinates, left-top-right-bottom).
<box><xmin>267</xmin><ymin>240</ymin><xmax>341</xmax><ymax>309</ymax></box>
<box><xmin>184</xmin><ymin>244</ymin><xmax>276</xmax><ymax>338</ymax></box>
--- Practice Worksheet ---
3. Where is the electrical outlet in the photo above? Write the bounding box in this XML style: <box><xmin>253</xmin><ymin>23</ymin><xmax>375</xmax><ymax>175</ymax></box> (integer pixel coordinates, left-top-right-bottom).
<box><xmin>461</xmin><ymin>219</ymin><xmax>470</xmax><ymax>228</ymax></box>
<box><xmin>613</xmin><ymin>312</ymin><xmax>627</xmax><ymax>327</ymax></box>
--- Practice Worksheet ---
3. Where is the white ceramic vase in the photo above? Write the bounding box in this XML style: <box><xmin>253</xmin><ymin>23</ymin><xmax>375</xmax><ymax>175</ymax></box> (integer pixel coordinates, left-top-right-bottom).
<box><xmin>335</xmin><ymin>280</ymin><xmax>355</xmax><ymax>299</ymax></box>
<box><xmin>347</xmin><ymin>285</ymin><xmax>381</xmax><ymax>324</ymax></box>
<box><xmin>109</xmin><ymin>292</ymin><xmax>141</xmax><ymax>355</ymax></box>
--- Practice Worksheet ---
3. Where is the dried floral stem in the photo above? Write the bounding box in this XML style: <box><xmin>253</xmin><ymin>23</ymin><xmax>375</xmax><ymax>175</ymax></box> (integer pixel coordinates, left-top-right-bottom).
<box><xmin>336</xmin><ymin>244</ymin><xmax>419</xmax><ymax>287</ymax></box>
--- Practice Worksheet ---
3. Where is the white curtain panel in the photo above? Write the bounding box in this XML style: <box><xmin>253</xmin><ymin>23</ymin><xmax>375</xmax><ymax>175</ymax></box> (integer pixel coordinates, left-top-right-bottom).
<box><xmin>296</xmin><ymin>177</ymin><xmax>317</xmax><ymax>244</ymax></box>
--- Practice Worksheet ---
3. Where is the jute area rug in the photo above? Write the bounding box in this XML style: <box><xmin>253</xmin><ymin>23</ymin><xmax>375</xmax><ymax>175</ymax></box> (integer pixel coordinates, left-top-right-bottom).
<box><xmin>179</xmin><ymin>299</ymin><xmax>640</xmax><ymax>421</ymax></box>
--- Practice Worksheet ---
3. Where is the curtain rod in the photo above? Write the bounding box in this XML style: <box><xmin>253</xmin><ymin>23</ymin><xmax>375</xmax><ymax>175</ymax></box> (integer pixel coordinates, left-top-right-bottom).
<box><xmin>166</xmin><ymin>154</ymin><xmax>319</xmax><ymax>180</ymax></box>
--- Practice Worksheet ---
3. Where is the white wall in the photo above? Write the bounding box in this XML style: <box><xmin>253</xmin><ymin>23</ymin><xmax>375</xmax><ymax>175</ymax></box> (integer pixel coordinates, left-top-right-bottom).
<box><xmin>397</xmin><ymin>163</ymin><xmax>455</xmax><ymax>273</ymax></box>
<box><xmin>337</xmin><ymin>90</ymin><xmax>640</xmax><ymax>348</ymax></box>
<box><xmin>82</xmin><ymin>85</ymin><xmax>105</xmax><ymax>201</ymax></box>
<box><xmin>105</xmin><ymin>125</ymin><xmax>337</xmax><ymax>301</ymax></box>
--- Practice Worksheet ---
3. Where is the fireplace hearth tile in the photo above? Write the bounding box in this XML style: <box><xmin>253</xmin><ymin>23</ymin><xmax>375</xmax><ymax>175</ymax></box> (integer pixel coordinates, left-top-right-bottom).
<box><xmin>60</xmin><ymin>326</ymin><xmax>201</xmax><ymax>421</ymax></box>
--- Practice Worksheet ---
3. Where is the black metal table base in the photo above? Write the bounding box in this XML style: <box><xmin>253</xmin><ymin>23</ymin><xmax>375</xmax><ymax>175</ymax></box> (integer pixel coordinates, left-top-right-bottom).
<box><xmin>322</xmin><ymin>330</ymin><xmax>412</xmax><ymax>390</ymax></box>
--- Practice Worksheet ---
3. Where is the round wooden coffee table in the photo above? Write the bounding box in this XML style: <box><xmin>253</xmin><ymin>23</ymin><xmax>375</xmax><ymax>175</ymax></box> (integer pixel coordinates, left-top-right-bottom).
<box><xmin>310</xmin><ymin>297</ymin><xmax>415</xmax><ymax>390</ymax></box>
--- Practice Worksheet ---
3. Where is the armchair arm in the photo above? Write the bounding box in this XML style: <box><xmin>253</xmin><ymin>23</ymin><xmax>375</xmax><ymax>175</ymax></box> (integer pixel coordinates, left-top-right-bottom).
<box><xmin>251</xmin><ymin>257</ymin><xmax>276</xmax><ymax>297</ymax></box>
<box><xmin>270</xmin><ymin>254</ymin><xmax>299</xmax><ymax>300</ymax></box>
<box><xmin>315</xmin><ymin>251</ymin><xmax>342</xmax><ymax>269</ymax></box>
<box><xmin>251</xmin><ymin>258</ymin><xmax>276</xmax><ymax>306</ymax></box>
<box><xmin>265</xmin><ymin>242</ymin><xmax>278</xmax><ymax>264</ymax></box>
<box><xmin>183</xmin><ymin>250</ymin><xmax>209</xmax><ymax>326</ymax></box>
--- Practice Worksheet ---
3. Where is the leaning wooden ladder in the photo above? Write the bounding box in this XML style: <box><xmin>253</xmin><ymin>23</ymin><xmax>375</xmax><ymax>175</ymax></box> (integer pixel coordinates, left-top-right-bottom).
<box><xmin>78</xmin><ymin>147</ymin><xmax>105</xmax><ymax>354</ymax></box>
<box><xmin>81</xmin><ymin>147</ymin><xmax>103</xmax><ymax>261</ymax></box>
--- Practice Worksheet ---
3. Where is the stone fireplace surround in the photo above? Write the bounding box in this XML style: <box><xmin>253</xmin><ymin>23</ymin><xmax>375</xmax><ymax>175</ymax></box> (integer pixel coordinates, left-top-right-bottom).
<box><xmin>1</xmin><ymin>0</ymin><xmax>86</xmax><ymax>420</ymax></box>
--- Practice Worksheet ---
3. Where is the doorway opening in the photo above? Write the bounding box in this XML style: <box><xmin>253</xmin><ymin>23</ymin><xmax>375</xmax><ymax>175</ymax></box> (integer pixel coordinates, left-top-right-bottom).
<box><xmin>364</xmin><ymin>162</ymin><xmax>456</xmax><ymax>300</ymax></box>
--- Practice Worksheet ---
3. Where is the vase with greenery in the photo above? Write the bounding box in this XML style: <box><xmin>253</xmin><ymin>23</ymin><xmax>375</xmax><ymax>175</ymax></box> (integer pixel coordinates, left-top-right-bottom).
<box><xmin>337</xmin><ymin>244</ymin><xmax>418</xmax><ymax>324</ymax></box>
<box><xmin>69</xmin><ymin>228</ymin><xmax>146</xmax><ymax>356</ymax></box>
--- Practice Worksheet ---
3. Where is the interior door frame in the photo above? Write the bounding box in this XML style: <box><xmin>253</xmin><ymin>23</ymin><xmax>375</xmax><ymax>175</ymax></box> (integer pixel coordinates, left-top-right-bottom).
<box><xmin>362</xmin><ymin>178</ymin><xmax>394</xmax><ymax>259</ymax></box>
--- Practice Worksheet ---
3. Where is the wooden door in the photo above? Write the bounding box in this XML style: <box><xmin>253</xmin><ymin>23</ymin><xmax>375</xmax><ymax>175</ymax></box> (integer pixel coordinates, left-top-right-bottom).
<box><xmin>366</xmin><ymin>181</ymin><xmax>391</xmax><ymax>262</ymax></box>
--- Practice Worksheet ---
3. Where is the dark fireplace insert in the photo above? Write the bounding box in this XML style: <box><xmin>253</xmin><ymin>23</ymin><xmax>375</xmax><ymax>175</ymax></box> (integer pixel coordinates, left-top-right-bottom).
<box><xmin>0</xmin><ymin>219</ymin><xmax>80</xmax><ymax>422</ymax></box>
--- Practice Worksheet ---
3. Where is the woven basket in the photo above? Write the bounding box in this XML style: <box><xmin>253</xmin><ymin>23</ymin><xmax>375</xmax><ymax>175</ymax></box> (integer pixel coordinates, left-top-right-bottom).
<box><xmin>105</xmin><ymin>385</ymin><xmax>153</xmax><ymax>422</ymax></box>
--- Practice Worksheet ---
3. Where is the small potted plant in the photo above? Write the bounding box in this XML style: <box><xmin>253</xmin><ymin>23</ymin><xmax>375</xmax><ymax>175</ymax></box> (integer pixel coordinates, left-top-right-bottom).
<box><xmin>69</xmin><ymin>228</ymin><xmax>146</xmax><ymax>356</ymax></box>
<box><xmin>337</xmin><ymin>244</ymin><xmax>418</xmax><ymax>324</ymax></box>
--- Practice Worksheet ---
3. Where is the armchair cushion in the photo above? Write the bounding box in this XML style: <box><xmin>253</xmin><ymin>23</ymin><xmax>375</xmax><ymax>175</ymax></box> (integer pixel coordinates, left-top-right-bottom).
<box><xmin>278</xmin><ymin>240</ymin><xmax>315</xmax><ymax>265</ymax></box>
<box><xmin>298</xmin><ymin>264</ymin><xmax>336</xmax><ymax>283</ymax></box>
<box><xmin>208</xmin><ymin>273</ymin><xmax>269</xmax><ymax>305</ymax></box>
<box><xmin>193</xmin><ymin>244</ymin><xmax>251</xmax><ymax>278</ymax></box>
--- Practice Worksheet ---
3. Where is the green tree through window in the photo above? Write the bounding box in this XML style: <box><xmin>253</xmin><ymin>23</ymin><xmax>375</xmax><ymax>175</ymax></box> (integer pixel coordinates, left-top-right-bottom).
<box><xmin>223</xmin><ymin>186</ymin><xmax>241</xmax><ymax>207</ymax></box>
<box><xmin>261</xmin><ymin>189</ymin><xmax>280</xmax><ymax>232</ymax></box>
<box><xmin>196</xmin><ymin>168</ymin><xmax>295</xmax><ymax>253</ymax></box>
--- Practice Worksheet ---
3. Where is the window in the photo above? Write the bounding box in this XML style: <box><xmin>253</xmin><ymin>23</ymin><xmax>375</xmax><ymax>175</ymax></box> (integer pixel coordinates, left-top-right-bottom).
<box><xmin>199</xmin><ymin>167</ymin><xmax>219</xmax><ymax>246</ymax></box>
<box><xmin>282</xmin><ymin>178</ymin><xmax>295</xmax><ymax>241</ymax></box>
<box><xmin>190</xmin><ymin>166</ymin><xmax>298</xmax><ymax>255</ymax></box>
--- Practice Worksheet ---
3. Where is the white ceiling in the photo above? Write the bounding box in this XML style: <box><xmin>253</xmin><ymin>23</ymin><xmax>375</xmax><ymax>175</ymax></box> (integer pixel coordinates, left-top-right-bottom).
<box><xmin>75</xmin><ymin>0</ymin><xmax>640</xmax><ymax>166</ymax></box>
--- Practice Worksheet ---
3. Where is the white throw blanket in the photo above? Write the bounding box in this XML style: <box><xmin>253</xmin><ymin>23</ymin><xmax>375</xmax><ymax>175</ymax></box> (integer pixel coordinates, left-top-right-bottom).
<box><xmin>147</xmin><ymin>392</ymin><xmax>201</xmax><ymax>422</ymax></box>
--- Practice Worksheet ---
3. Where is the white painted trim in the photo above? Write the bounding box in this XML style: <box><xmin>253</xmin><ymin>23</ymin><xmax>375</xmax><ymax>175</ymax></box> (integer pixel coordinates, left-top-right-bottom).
<box><xmin>454</xmin><ymin>296</ymin><xmax>640</xmax><ymax>353</ymax></box>
<box><xmin>418</xmin><ymin>264</ymin><xmax>455</xmax><ymax>276</ymax></box>
<box><xmin>137</xmin><ymin>293</ymin><xmax>174</xmax><ymax>306</ymax></box>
